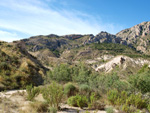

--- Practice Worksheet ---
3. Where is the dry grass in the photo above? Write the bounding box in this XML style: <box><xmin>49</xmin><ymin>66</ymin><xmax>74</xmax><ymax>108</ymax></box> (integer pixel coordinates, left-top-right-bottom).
<box><xmin>20</xmin><ymin>101</ymin><xmax>49</xmax><ymax>113</ymax></box>
<box><xmin>0</xmin><ymin>98</ymin><xmax>20</xmax><ymax>113</ymax></box>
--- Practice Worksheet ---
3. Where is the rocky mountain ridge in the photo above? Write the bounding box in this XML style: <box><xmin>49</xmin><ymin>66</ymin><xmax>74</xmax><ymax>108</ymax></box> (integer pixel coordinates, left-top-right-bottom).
<box><xmin>20</xmin><ymin>21</ymin><xmax>150</xmax><ymax>56</ymax></box>
<box><xmin>116</xmin><ymin>21</ymin><xmax>150</xmax><ymax>53</ymax></box>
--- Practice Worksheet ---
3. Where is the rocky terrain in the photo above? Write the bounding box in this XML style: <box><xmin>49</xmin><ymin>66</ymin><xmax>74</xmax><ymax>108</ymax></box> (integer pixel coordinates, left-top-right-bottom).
<box><xmin>116</xmin><ymin>21</ymin><xmax>150</xmax><ymax>54</ymax></box>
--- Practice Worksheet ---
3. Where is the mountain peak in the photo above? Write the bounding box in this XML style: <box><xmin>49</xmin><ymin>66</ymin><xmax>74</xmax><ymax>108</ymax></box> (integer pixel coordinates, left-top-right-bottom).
<box><xmin>116</xmin><ymin>21</ymin><xmax>150</xmax><ymax>54</ymax></box>
<box><xmin>116</xmin><ymin>21</ymin><xmax>150</xmax><ymax>38</ymax></box>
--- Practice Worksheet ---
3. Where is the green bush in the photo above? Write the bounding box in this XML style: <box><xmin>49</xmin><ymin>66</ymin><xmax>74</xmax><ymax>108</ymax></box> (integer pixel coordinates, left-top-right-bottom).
<box><xmin>89</xmin><ymin>101</ymin><xmax>105</xmax><ymax>110</ymax></box>
<box><xmin>79</xmin><ymin>84</ymin><xmax>91</xmax><ymax>96</ymax></box>
<box><xmin>121</xmin><ymin>104</ymin><xmax>131</xmax><ymax>113</ymax></box>
<box><xmin>26</xmin><ymin>85</ymin><xmax>40</xmax><ymax>101</ymax></box>
<box><xmin>72</xmin><ymin>63</ymin><xmax>92</xmax><ymax>84</ymax></box>
<box><xmin>67</xmin><ymin>95</ymin><xmax>88</xmax><ymax>108</ymax></box>
<box><xmin>147</xmin><ymin>104</ymin><xmax>150</xmax><ymax>112</ymax></box>
<box><xmin>128</xmin><ymin>68</ymin><xmax>150</xmax><ymax>93</ymax></box>
<box><xmin>0</xmin><ymin>62</ymin><xmax>10</xmax><ymax>70</ymax></box>
<box><xmin>126</xmin><ymin>93</ymin><xmax>147</xmax><ymax>109</ymax></box>
<box><xmin>92</xmin><ymin>73</ymin><xmax>122</xmax><ymax>93</ymax></box>
<box><xmin>121</xmin><ymin>104</ymin><xmax>140</xmax><ymax>113</ymax></box>
<box><xmin>107</xmin><ymin>90</ymin><xmax>147</xmax><ymax>110</ymax></box>
<box><xmin>112</xmin><ymin>80</ymin><xmax>129</xmax><ymax>92</ymax></box>
<box><xmin>107</xmin><ymin>89</ymin><xmax>119</xmax><ymax>105</ymax></box>
<box><xmin>89</xmin><ymin>92</ymin><xmax>96</xmax><ymax>107</ymax></box>
<box><xmin>48</xmin><ymin>64</ymin><xmax>72</xmax><ymax>82</ymax></box>
<box><xmin>42</xmin><ymin>82</ymin><xmax>64</xmax><ymax>110</ymax></box>
<box><xmin>106</xmin><ymin>107</ymin><xmax>114</xmax><ymax>113</ymax></box>
<box><xmin>88</xmin><ymin>92</ymin><xmax>105</xmax><ymax>110</ymax></box>
<box><xmin>115</xmin><ymin>91</ymin><xmax>128</xmax><ymax>105</ymax></box>
<box><xmin>49</xmin><ymin>107</ymin><xmax>57</xmax><ymax>113</ymax></box>
<box><xmin>64</xmin><ymin>82</ymin><xmax>77</xmax><ymax>97</ymax></box>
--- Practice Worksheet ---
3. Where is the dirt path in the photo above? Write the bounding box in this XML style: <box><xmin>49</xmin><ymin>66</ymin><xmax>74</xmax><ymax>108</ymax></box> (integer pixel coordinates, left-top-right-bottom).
<box><xmin>0</xmin><ymin>90</ymin><xmax>108</xmax><ymax>113</ymax></box>
<box><xmin>59</xmin><ymin>104</ymin><xmax>106</xmax><ymax>113</ymax></box>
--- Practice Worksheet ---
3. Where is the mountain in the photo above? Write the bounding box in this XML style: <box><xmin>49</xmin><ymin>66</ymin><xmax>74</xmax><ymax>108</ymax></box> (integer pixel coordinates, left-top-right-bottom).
<box><xmin>17</xmin><ymin>21</ymin><xmax>150</xmax><ymax>67</ymax></box>
<box><xmin>116</xmin><ymin>21</ymin><xmax>150</xmax><ymax>54</ymax></box>
<box><xmin>21</xmin><ymin>21</ymin><xmax>150</xmax><ymax>55</ymax></box>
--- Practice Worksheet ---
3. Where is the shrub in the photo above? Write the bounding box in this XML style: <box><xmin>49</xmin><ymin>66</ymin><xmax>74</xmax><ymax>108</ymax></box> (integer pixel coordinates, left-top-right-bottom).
<box><xmin>107</xmin><ymin>90</ymin><xmax>119</xmax><ymax>105</ymax></box>
<box><xmin>79</xmin><ymin>84</ymin><xmax>91</xmax><ymax>96</ymax></box>
<box><xmin>104</xmin><ymin>73</ymin><xmax>119</xmax><ymax>89</ymax></box>
<box><xmin>67</xmin><ymin>95</ymin><xmax>88</xmax><ymax>108</ymax></box>
<box><xmin>147</xmin><ymin>104</ymin><xmax>150</xmax><ymax>112</ymax></box>
<box><xmin>72</xmin><ymin>63</ymin><xmax>92</xmax><ymax>84</ymax></box>
<box><xmin>0</xmin><ymin>62</ymin><xmax>10</xmax><ymax>70</ymax></box>
<box><xmin>42</xmin><ymin>82</ymin><xmax>64</xmax><ymax>110</ymax></box>
<box><xmin>128</xmin><ymin>69</ymin><xmax>150</xmax><ymax>93</ymax></box>
<box><xmin>48</xmin><ymin>64</ymin><xmax>72</xmax><ymax>82</ymax></box>
<box><xmin>107</xmin><ymin>90</ymin><xmax>147</xmax><ymax>109</ymax></box>
<box><xmin>121</xmin><ymin>104</ymin><xmax>139</xmax><ymax>113</ymax></box>
<box><xmin>89</xmin><ymin>101</ymin><xmax>105</xmax><ymax>110</ymax></box>
<box><xmin>64</xmin><ymin>83</ymin><xmax>77</xmax><ymax>97</ymax></box>
<box><xmin>115</xmin><ymin>91</ymin><xmax>128</xmax><ymax>105</ymax></box>
<box><xmin>121</xmin><ymin>104</ymin><xmax>131</xmax><ymax>113</ymax></box>
<box><xmin>30</xmin><ymin>101</ymin><xmax>49</xmax><ymax>112</ymax></box>
<box><xmin>26</xmin><ymin>85</ymin><xmax>40</xmax><ymax>101</ymax></box>
<box><xmin>88</xmin><ymin>92</ymin><xmax>102</xmax><ymax>109</ymax></box>
<box><xmin>126</xmin><ymin>93</ymin><xmax>147</xmax><ymax>109</ymax></box>
<box><xmin>49</xmin><ymin>107</ymin><xmax>57</xmax><ymax>113</ymax></box>
<box><xmin>106</xmin><ymin>107</ymin><xmax>114</xmax><ymax>113</ymax></box>
<box><xmin>112</xmin><ymin>80</ymin><xmax>129</xmax><ymax>92</ymax></box>
<box><xmin>67</xmin><ymin>96</ymin><xmax>78</xmax><ymax>107</ymax></box>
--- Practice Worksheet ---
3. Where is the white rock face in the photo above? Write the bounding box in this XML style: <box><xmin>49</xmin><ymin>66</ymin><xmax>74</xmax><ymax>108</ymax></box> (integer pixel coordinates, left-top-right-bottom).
<box><xmin>95</xmin><ymin>55</ymin><xmax>150</xmax><ymax>72</ymax></box>
<box><xmin>86</xmin><ymin>59</ymin><xmax>98</xmax><ymax>64</ymax></box>
<box><xmin>85</xmin><ymin>55</ymin><xmax>114</xmax><ymax>65</ymax></box>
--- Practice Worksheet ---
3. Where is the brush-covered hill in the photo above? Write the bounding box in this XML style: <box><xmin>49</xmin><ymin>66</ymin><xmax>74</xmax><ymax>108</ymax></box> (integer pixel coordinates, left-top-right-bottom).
<box><xmin>0</xmin><ymin>41</ymin><xmax>47</xmax><ymax>91</ymax></box>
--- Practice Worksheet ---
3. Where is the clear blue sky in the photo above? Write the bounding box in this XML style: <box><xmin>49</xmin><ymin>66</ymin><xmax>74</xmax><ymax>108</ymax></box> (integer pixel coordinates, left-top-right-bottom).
<box><xmin>0</xmin><ymin>0</ymin><xmax>149</xmax><ymax>42</ymax></box>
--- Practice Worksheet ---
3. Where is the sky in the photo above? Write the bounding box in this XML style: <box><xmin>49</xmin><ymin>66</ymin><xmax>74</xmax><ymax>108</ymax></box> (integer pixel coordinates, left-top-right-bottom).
<box><xmin>0</xmin><ymin>0</ymin><xmax>149</xmax><ymax>42</ymax></box>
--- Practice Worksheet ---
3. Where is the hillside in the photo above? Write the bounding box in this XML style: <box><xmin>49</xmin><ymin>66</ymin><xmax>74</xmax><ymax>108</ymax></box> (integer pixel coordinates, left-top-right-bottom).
<box><xmin>0</xmin><ymin>41</ymin><xmax>47</xmax><ymax>91</ymax></box>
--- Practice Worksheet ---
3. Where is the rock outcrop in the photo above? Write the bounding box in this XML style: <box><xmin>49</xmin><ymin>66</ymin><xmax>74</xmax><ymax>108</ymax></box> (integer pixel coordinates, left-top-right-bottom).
<box><xmin>83</xmin><ymin>31</ymin><xmax>125</xmax><ymax>45</ymax></box>
<box><xmin>116</xmin><ymin>21</ymin><xmax>150</xmax><ymax>53</ymax></box>
<box><xmin>95</xmin><ymin>55</ymin><xmax>150</xmax><ymax>73</ymax></box>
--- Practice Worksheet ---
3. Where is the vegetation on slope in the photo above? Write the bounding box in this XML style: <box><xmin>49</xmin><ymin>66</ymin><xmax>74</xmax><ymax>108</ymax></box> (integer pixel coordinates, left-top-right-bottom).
<box><xmin>0</xmin><ymin>41</ymin><xmax>46</xmax><ymax>91</ymax></box>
